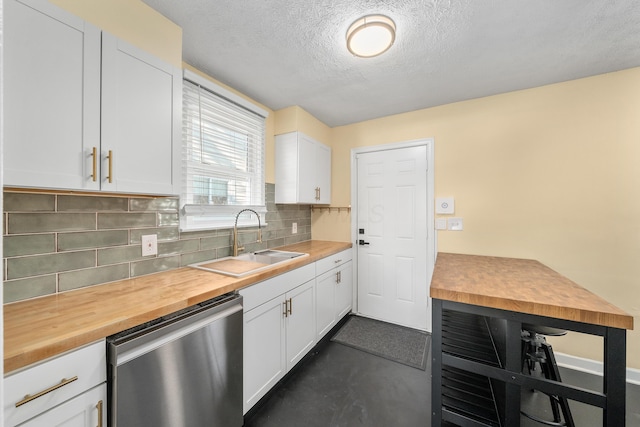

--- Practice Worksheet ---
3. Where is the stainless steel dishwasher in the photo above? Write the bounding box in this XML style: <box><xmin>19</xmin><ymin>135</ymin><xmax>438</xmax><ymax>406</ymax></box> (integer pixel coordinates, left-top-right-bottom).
<box><xmin>107</xmin><ymin>292</ymin><xmax>243</xmax><ymax>427</ymax></box>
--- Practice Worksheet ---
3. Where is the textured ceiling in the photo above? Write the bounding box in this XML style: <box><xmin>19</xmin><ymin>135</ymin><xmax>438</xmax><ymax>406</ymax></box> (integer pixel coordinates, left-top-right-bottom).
<box><xmin>143</xmin><ymin>0</ymin><xmax>640</xmax><ymax>127</ymax></box>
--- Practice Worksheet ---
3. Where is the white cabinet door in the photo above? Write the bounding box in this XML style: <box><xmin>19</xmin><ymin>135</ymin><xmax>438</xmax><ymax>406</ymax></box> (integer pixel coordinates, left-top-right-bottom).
<box><xmin>275</xmin><ymin>132</ymin><xmax>332</xmax><ymax>204</ymax></box>
<box><xmin>285</xmin><ymin>280</ymin><xmax>316</xmax><ymax>370</ymax></box>
<box><xmin>315</xmin><ymin>142</ymin><xmax>332</xmax><ymax>204</ymax></box>
<box><xmin>297</xmin><ymin>133</ymin><xmax>317</xmax><ymax>203</ymax></box>
<box><xmin>316</xmin><ymin>260</ymin><xmax>353</xmax><ymax>340</ymax></box>
<box><xmin>316</xmin><ymin>268</ymin><xmax>337</xmax><ymax>339</ymax></box>
<box><xmin>336</xmin><ymin>261</ymin><xmax>353</xmax><ymax>320</ymax></box>
<box><xmin>4</xmin><ymin>1</ymin><xmax>179</xmax><ymax>195</ymax></box>
<box><xmin>3</xmin><ymin>0</ymin><xmax>101</xmax><ymax>191</ymax></box>
<box><xmin>18</xmin><ymin>384</ymin><xmax>106</xmax><ymax>427</ymax></box>
<box><xmin>243</xmin><ymin>296</ymin><xmax>286</xmax><ymax>414</ymax></box>
<box><xmin>4</xmin><ymin>341</ymin><xmax>106</xmax><ymax>427</ymax></box>
<box><xmin>101</xmin><ymin>33</ymin><xmax>180</xmax><ymax>195</ymax></box>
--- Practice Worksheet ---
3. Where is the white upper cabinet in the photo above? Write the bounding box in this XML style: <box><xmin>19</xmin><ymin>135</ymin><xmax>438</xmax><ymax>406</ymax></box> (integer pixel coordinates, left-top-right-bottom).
<box><xmin>4</xmin><ymin>0</ymin><xmax>101</xmax><ymax>190</ymax></box>
<box><xmin>3</xmin><ymin>0</ymin><xmax>180</xmax><ymax>195</ymax></box>
<box><xmin>101</xmin><ymin>33</ymin><xmax>181</xmax><ymax>194</ymax></box>
<box><xmin>275</xmin><ymin>132</ymin><xmax>331</xmax><ymax>204</ymax></box>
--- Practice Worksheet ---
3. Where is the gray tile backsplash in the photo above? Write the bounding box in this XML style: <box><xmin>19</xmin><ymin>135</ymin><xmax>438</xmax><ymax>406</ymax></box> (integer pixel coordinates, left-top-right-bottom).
<box><xmin>2</xmin><ymin>183</ymin><xmax>312</xmax><ymax>303</ymax></box>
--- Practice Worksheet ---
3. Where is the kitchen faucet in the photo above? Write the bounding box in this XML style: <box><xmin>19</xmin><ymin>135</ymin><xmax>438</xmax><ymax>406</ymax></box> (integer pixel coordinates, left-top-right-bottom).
<box><xmin>233</xmin><ymin>208</ymin><xmax>262</xmax><ymax>256</ymax></box>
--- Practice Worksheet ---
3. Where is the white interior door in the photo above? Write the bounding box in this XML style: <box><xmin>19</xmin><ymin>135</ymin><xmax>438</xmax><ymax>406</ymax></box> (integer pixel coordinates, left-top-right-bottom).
<box><xmin>355</xmin><ymin>143</ymin><xmax>432</xmax><ymax>331</ymax></box>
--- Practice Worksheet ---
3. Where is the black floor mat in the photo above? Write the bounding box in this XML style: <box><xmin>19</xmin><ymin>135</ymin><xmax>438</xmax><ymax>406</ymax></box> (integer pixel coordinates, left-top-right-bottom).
<box><xmin>331</xmin><ymin>315</ymin><xmax>430</xmax><ymax>370</ymax></box>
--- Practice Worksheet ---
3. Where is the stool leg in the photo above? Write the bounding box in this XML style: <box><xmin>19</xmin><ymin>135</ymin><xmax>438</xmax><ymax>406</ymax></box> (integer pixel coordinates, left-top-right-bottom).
<box><xmin>541</xmin><ymin>342</ymin><xmax>575</xmax><ymax>427</ymax></box>
<box><xmin>522</xmin><ymin>338</ymin><xmax>532</xmax><ymax>374</ymax></box>
<box><xmin>540</xmin><ymin>360</ymin><xmax>563</xmax><ymax>423</ymax></box>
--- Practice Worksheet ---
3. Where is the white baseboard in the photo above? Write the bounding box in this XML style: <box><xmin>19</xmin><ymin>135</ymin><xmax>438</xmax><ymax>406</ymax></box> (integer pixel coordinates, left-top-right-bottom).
<box><xmin>554</xmin><ymin>352</ymin><xmax>640</xmax><ymax>386</ymax></box>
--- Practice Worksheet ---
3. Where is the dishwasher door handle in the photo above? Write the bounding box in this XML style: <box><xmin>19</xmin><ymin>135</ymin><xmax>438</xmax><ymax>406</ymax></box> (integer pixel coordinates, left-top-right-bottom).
<box><xmin>115</xmin><ymin>303</ymin><xmax>242</xmax><ymax>366</ymax></box>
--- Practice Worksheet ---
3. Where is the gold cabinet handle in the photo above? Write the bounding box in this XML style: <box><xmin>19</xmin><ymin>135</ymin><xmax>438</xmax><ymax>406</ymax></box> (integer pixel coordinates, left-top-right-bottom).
<box><xmin>318</xmin><ymin>187</ymin><xmax>321</xmax><ymax>201</ymax></box>
<box><xmin>288</xmin><ymin>298</ymin><xmax>292</xmax><ymax>315</ymax></box>
<box><xmin>107</xmin><ymin>150</ymin><xmax>113</xmax><ymax>183</ymax></box>
<box><xmin>91</xmin><ymin>147</ymin><xmax>97</xmax><ymax>182</ymax></box>
<box><xmin>96</xmin><ymin>399</ymin><xmax>103</xmax><ymax>427</ymax></box>
<box><xmin>334</xmin><ymin>259</ymin><xmax>342</xmax><ymax>264</ymax></box>
<box><xmin>15</xmin><ymin>376</ymin><xmax>78</xmax><ymax>407</ymax></box>
<box><xmin>283</xmin><ymin>301</ymin><xmax>288</xmax><ymax>317</ymax></box>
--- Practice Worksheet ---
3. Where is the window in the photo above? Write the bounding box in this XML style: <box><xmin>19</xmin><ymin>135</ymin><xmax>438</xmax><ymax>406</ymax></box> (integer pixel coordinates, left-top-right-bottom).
<box><xmin>181</xmin><ymin>70</ymin><xmax>267</xmax><ymax>231</ymax></box>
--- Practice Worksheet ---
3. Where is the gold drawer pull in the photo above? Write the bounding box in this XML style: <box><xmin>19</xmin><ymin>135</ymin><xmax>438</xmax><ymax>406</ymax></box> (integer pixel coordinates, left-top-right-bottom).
<box><xmin>107</xmin><ymin>150</ymin><xmax>113</xmax><ymax>183</ymax></box>
<box><xmin>96</xmin><ymin>399</ymin><xmax>104</xmax><ymax>427</ymax></box>
<box><xmin>91</xmin><ymin>147</ymin><xmax>98</xmax><ymax>182</ymax></box>
<box><xmin>15</xmin><ymin>376</ymin><xmax>79</xmax><ymax>407</ymax></box>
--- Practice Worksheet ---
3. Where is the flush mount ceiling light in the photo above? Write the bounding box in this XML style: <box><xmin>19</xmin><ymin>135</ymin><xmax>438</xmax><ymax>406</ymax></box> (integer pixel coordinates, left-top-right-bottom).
<box><xmin>346</xmin><ymin>14</ymin><xmax>396</xmax><ymax>58</ymax></box>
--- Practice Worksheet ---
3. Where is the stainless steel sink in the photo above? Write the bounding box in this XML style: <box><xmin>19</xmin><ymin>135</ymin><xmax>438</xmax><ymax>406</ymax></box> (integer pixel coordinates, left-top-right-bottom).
<box><xmin>190</xmin><ymin>249</ymin><xmax>308</xmax><ymax>277</ymax></box>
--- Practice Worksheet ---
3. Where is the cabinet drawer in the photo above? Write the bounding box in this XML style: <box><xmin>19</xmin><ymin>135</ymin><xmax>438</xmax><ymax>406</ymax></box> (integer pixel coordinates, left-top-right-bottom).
<box><xmin>4</xmin><ymin>340</ymin><xmax>106</xmax><ymax>426</ymax></box>
<box><xmin>240</xmin><ymin>263</ymin><xmax>315</xmax><ymax>312</ymax></box>
<box><xmin>315</xmin><ymin>249</ymin><xmax>352</xmax><ymax>276</ymax></box>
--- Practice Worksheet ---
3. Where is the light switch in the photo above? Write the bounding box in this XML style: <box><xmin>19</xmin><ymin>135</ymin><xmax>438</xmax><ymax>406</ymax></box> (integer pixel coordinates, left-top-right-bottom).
<box><xmin>435</xmin><ymin>218</ymin><xmax>447</xmax><ymax>230</ymax></box>
<box><xmin>436</xmin><ymin>197</ymin><xmax>454</xmax><ymax>214</ymax></box>
<box><xmin>447</xmin><ymin>217</ymin><xmax>463</xmax><ymax>231</ymax></box>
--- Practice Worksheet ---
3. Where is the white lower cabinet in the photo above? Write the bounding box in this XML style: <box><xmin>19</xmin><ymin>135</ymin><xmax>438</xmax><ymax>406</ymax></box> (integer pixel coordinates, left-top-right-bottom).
<box><xmin>4</xmin><ymin>340</ymin><xmax>106</xmax><ymax>427</ymax></box>
<box><xmin>284</xmin><ymin>280</ymin><xmax>316</xmax><ymax>370</ymax></box>
<box><xmin>242</xmin><ymin>293</ymin><xmax>286</xmax><ymax>413</ymax></box>
<box><xmin>241</xmin><ymin>250</ymin><xmax>354</xmax><ymax>414</ymax></box>
<box><xmin>240</xmin><ymin>264</ymin><xmax>316</xmax><ymax>414</ymax></box>
<box><xmin>316</xmin><ymin>249</ymin><xmax>353</xmax><ymax>340</ymax></box>
<box><xmin>19</xmin><ymin>384</ymin><xmax>106</xmax><ymax>427</ymax></box>
<box><xmin>335</xmin><ymin>262</ymin><xmax>353</xmax><ymax>320</ymax></box>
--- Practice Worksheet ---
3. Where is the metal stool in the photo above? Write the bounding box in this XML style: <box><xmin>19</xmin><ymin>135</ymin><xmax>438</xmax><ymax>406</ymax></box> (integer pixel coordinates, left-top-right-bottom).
<box><xmin>521</xmin><ymin>324</ymin><xmax>575</xmax><ymax>427</ymax></box>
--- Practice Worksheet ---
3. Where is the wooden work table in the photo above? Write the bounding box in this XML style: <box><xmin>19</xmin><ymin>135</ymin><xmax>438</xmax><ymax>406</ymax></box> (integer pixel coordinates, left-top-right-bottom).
<box><xmin>430</xmin><ymin>252</ymin><xmax>633</xmax><ymax>427</ymax></box>
<box><xmin>4</xmin><ymin>240</ymin><xmax>351</xmax><ymax>374</ymax></box>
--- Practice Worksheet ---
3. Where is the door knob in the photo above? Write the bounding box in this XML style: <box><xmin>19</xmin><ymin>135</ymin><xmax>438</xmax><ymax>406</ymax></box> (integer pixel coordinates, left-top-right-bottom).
<box><xmin>358</xmin><ymin>240</ymin><xmax>370</xmax><ymax>246</ymax></box>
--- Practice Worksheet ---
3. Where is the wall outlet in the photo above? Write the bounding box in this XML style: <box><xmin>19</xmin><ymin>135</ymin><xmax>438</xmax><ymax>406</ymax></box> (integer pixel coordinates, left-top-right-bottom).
<box><xmin>141</xmin><ymin>234</ymin><xmax>158</xmax><ymax>256</ymax></box>
<box><xmin>292</xmin><ymin>222</ymin><xmax>298</xmax><ymax>234</ymax></box>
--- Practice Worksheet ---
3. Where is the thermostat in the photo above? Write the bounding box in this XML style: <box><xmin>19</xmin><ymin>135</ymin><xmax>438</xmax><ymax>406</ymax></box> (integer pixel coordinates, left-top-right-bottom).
<box><xmin>436</xmin><ymin>197</ymin><xmax>454</xmax><ymax>214</ymax></box>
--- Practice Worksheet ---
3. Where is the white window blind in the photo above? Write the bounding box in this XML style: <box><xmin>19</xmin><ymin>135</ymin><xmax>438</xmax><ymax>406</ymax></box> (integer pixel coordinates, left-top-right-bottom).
<box><xmin>181</xmin><ymin>74</ymin><xmax>266</xmax><ymax>231</ymax></box>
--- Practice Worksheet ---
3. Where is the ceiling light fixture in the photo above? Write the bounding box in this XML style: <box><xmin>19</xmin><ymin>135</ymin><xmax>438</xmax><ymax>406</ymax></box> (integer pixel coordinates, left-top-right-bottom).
<box><xmin>346</xmin><ymin>14</ymin><xmax>396</xmax><ymax>58</ymax></box>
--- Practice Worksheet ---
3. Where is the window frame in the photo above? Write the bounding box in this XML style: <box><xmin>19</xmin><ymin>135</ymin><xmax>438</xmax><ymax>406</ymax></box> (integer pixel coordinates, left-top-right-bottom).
<box><xmin>180</xmin><ymin>70</ymin><xmax>268</xmax><ymax>231</ymax></box>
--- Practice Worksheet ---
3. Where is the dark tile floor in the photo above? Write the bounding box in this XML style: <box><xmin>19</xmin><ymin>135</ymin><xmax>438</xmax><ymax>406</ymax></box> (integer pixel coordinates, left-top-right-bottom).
<box><xmin>244</xmin><ymin>331</ymin><xmax>639</xmax><ymax>427</ymax></box>
<box><xmin>243</xmin><ymin>338</ymin><xmax>431</xmax><ymax>427</ymax></box>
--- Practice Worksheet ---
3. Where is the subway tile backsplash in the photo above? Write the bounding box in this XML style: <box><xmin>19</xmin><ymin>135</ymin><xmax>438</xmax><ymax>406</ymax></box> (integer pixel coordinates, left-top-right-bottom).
<box><xmin>2</xmin><ymin>183</ymin><xmax>311</xmax><ymax>303</ymax></box>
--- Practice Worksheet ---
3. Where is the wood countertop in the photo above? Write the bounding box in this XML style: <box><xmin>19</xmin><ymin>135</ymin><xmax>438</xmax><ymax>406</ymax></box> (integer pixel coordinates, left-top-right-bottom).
<box><xmin>4</xmin><ymin>240</ymin><xmax>352</xmax><ymax>373</ymax></box>
<box><xmin>430</xmin><ymin>253</ymin><xmax>634</xmax><ymax>331</ymax></box>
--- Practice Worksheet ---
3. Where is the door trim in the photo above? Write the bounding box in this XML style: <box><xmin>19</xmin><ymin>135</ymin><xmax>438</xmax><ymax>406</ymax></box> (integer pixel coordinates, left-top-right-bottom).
<box><xmin>350</xmin><ymin>138</ymin><xmax>436</xmax><ymax>332</ymax></box>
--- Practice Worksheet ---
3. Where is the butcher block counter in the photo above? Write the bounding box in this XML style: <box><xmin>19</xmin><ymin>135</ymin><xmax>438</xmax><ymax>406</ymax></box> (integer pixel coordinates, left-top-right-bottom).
<box><xmin>430</xmin><ymin>253</ymin><xmax>633</xmax><ymax>330</ymax></box>
<box><xmin>430</xmin><ymin>252</ymin><xmax>633</xmax><ymax>427</ymax></box>
<box><xmin>4</xmin><ymin>240</ymin><xmax>351</xmax><ymax>374</ymax></box>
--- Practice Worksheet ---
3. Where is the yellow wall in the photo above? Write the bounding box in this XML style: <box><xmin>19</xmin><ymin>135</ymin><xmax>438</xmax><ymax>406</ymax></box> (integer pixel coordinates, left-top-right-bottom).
<box><xmin>42</xmin><ymin>0</ymin><xmax>640</xmax><ymax>369</ymax></box>
<box><xmin>318</xmin><ymin>68</ymin><xmax>640</xmax><ymax>368</ymax></box>
<box><xmin>274</xmin><ymin>106</ymin><xmax>332</xmax><ymax>145</ymax></box>
<box><xmin>48</xmin><ymin>0</ymin><xmax>182</xmax><ymax>67</ymax></box>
